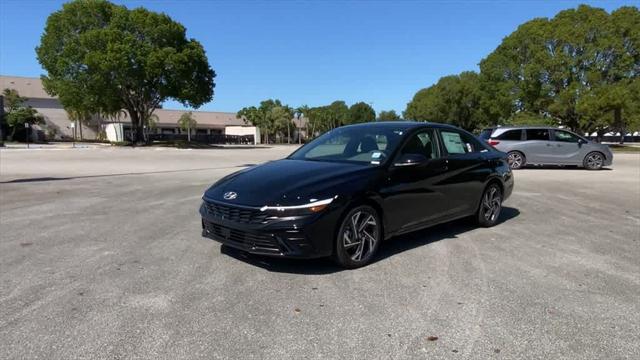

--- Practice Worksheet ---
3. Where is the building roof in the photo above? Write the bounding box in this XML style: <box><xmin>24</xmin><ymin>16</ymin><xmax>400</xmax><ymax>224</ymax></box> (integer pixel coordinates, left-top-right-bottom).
<box><xmin>1</xmin><ymin>75</ymin><xmax>54</xmax><ymax>99</ymax></box>
<box><xmin>149</xmin><ymin>109</ymin><xmax>245</xmax><ymax>127</ymax></box>
<box><xmin>1</xmin><ymin>75</ymin><xmax>308</xmax><ymax>129</ymax></box>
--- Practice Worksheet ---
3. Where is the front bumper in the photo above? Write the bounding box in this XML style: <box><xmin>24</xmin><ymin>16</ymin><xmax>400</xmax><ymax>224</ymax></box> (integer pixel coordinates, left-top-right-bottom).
<box><xmin>200</xmin><ymin>201</ymin><xmax>341</xmax><ymax>258</ymax></box>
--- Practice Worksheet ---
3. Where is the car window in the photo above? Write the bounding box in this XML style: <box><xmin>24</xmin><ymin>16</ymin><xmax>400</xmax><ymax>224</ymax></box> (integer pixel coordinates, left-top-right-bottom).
<box><xmin>440</xmin><ymin>130</ymin><xmax>482</xmax><ymax>155</ymax></box>
<box><xmin>525</xmin><ymin>129</ymin><xmax>550</xmax><ymax>141</ymax></box>
<box><xmin>554</xmin><ymin>130</ymin><xmax>580</xmax><ymax>143</ymax></box>
<box><xmin>479</xmin><ymin>128</ymin><xmax>494</xmax><ymax>140</ymax></box>
<box><xmin>400</xmin><ymin>129</ymin><xmax>439</xmax><ymax>159</ymax></box>
<box><xmin>496</xmin><ymin>129</ymin><xmax>522</xmax><ymax>141</ymax></box>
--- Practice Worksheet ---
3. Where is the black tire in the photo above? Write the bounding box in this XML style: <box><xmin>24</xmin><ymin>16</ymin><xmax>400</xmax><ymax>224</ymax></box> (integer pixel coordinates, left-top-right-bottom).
<box><xmin>333</xmin><ymin>205</ymin><xmax>382</xmax><ymax>269</ymax></box>
<box><xmin>583</xmin><ymin>151</ymin><xmax>604</xmax><ymax>170</ymax></box>
<box><xmin>507</xmin><ymin>151</ymin><xmax>526</xmax><ymax>170</ymax></box>
<box><xmin>477</xmin><ymin>183</ymin><xmax>503</xmax><ymax>227</ymax></box>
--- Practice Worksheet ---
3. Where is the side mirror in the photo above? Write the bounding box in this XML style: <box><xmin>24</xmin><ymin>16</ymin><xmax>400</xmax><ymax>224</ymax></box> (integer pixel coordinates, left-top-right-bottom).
<box><xmin>394</xmin><ymin>153</ymin><xmax>428</xmax><ymax>167</ymax></box>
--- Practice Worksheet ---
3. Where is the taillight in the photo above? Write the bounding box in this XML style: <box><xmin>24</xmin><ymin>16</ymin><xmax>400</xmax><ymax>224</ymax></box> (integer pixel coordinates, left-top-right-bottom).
<box><xmin>488</xmin><ymin>139</ymin><xmax>500</xmax><ymax>146</ymax></box>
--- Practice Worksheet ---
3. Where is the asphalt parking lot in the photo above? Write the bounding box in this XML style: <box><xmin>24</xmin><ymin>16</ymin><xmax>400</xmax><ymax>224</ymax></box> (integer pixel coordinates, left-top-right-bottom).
<box><xmin>1</xmin><ymin>146</ymin><xmax>639</xmax><ymax>359</ymax></box>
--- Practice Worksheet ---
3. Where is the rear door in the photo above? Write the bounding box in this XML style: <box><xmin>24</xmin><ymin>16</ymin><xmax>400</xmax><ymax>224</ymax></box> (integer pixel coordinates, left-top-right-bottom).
<box><xmin>550</xmin><ymin>129</ymin><xmax>586</xmax><ymax>165</ymax></box>
<box><xmin>436</xmin><ymin>129</ymin><xmax>490</xmax><ymax>217</ymax></box>
<box><xmin>521</xmin><ymin>128</ymin><xmax>554</xmax><ymax>164</ymax></box>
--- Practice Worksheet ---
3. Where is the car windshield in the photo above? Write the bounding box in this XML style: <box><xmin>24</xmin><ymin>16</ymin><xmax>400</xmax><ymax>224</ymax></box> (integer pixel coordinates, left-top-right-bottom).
<box><xmin>288</xmin><ymin>125</ymin><xmax>408</xmax><ymax>164</ymax></box>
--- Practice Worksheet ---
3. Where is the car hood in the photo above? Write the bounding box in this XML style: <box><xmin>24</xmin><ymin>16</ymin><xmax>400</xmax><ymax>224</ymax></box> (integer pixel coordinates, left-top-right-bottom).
<box><xmin>204</xmin><ymin>159</ymin><xmax>377</xmax><ymax>207</ymax></box>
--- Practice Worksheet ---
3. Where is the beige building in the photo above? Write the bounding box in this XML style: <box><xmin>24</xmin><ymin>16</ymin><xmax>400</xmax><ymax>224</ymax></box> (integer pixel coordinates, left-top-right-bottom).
<box><xmin>1</xmin><ymin>75</ymin><xmax>307</xmax><ymax>144</ymax></box>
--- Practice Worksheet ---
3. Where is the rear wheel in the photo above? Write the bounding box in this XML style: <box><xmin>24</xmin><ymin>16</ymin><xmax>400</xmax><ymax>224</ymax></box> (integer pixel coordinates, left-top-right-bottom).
<box><xmin>583</xmin><ymin>152</ymin><xmax>604</xmax><ymax>170</ymax></box>
<box><xmin>477</xmin><ymin>183</ymin><xmax>502</xmax><ymax>227</ymax></box>
<box><xmin>507</xmin><ymin>151</ymin><xmax>525</xmax><ymax>169</ymax></box>
<box><xmin>333</xmin><ymin>205</ymin><xmax>381</xmax><ymax>269</ymax></box>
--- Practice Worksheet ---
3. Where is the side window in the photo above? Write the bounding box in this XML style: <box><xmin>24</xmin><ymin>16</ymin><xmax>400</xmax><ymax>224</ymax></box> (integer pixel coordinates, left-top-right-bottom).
<box><xmin>400</xmin><ymin>129</ymin><xmax>439</xmax><ymax>159</ymax></box>
<box><xmin>525</xmin><ymin>129</ymin><xmax>550</xmax><ymax>141</ymax></box>
<box><xmin>496</xmin><ymin>130</ymin><xmax>522</xmax><ymax>141</ymax></box>
<box><xmin>440</xmin><ymin>130</ymin><xmax>483</xmax><ymax>155</ymax></box>
<box><xmin>554</xmin><ymin>130</ymin><xmax>580</xmax><ymax>143</ymax></box>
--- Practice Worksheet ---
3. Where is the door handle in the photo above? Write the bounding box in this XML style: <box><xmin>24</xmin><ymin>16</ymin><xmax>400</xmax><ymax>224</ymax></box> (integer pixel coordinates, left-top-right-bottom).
<box><xmin>546</xmin><ymin>143</ymin><xmax>552</xmax><ymax>147</ymax></box>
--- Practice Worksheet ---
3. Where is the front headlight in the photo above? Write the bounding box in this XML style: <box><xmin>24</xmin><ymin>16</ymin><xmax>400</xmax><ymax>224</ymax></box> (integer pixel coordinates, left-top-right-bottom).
<box><xmin>260</xmin><ymin>197</ymin><xmax>336</xmax><ymax>216</ymax></box>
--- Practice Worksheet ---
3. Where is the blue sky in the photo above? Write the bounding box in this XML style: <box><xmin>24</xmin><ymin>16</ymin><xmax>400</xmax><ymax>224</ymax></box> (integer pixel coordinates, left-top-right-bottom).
<box><xmin>0</xmin><ymin>0</ymin><xmax>634</xmax><ymax>114</ymax></box>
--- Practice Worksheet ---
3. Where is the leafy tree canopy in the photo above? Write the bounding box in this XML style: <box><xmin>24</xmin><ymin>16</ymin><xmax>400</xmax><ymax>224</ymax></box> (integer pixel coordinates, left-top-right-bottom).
<box><xmin>347</xmin><ymin>102</ymin><xmax>376</xmax><ymax>124</ymax></box>
<box><xmin>479</xmin><ymin>4</ymin><xmax>640</xmax><ymax>134</ymax></box>
<box><xmin>237</xmin><ymin>99</ymin><xmax>293</xmax><ymax>143</ymax></box>
<box><xmin>178</xmin><ymin>111</ymin><xmax>197</xmax><ymax>132</ymax></box>
<box><xmin>377</xmin><ymin>110</ymin><xmax>401</xmax><ymax>121</ymax></box>
<box><xmin>36</xmin><ymin>0</ymin><xmax>215</xmax><ymax>143</ymax></box>
<box><xmin>404</xmin><ymin>71</ymin><xmax>487</xmax><ymax>131</ymax></box>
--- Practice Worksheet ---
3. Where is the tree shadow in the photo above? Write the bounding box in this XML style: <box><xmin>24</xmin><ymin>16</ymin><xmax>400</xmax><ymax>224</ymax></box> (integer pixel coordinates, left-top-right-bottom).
<box><xmin>219</xmin><ymin>206</ymin><xmax>520</xmax><ymax>274</ymax></box>
<box><xmin>0</xmin><ymin>164</ymin><xmax>251</xmax><ymax>184</ymax></box>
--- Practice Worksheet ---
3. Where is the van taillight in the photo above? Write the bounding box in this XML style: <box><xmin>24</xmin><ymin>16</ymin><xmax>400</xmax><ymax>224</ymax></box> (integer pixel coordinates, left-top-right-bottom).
<box><xmin>488</xmin><ymin>139</ymin><xmax>500</xmax><ymax>146</ymax></box>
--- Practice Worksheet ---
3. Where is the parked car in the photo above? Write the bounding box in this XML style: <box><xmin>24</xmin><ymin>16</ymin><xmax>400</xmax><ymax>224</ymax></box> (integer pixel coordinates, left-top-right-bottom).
<box><xmin>479</xmin><ymin>126</ymin><xmax>613</xmax><ymax>170</ymax></box>
<box><xmin>200</xmin><ymin>122</ymin><xmax>514</xmax><ymax>268</ymax></box>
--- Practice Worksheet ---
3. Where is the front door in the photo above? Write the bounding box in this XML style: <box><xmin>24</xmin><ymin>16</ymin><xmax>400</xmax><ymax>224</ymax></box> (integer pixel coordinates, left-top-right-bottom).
<box><xmin>383</xmin><ymin>128</ymin><xmax>449</xmax><ymax>234</ymax></box>
<box><xmin>550</xmin><ymin>129</ymin><xmax>585</xmax><ymax>165</ymax></box>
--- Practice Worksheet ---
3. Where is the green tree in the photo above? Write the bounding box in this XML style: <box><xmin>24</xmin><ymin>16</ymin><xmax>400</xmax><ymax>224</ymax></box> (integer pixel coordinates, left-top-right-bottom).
<box><xmin>238</xmin><ymin>99</ymin><xmax>292</xmax><ymax>143</ymax></box>
<box><xmin>268</xmin><ymin>106</ymin><xmax>294</xmax><ymax>143</ymax></box>
<box><xmin>328</xmin><ymin>101</ymin><xmax>350</xmax><ymax>128</ymax></box>
<box><xmin>347</xmin><ymin>102</ymin><xmax>376</xmax><ymax>124</ymax></box>
<box><xmin>479</xmin><ymin>5</ymin><xmax>640</xmax><ymax>134</ymax></box>
<box><xmin>66</xmin><ymin>108</ymin><xmax>93</xmax><ymax>141</ymax></box>
<box><xmin>404</xmin><ymin>71</ymin><xmax>487</xmax><ymax>131</ymax></box>
<box><xmin>36</xmin><ymin>0</ymin><xmax>215</xmax><ymax>144</ymax></box>
<box><xmin>178</xmin><ymin>111</ymin><xmax>197</xmax><ymax>142</ymax></box>
<box><xmin>2</xmin><ymin>89</ymin><xmax>45</xmax><ymax>140</ymax></box>
<box><xmin>377</xmin><ymin>110</ymin><xmax>401</xmax><ymax>121</ymax></box>
<box><xmin>294</xmin><ymin>105</ymin><xmax>309</xmax><ymax>143</ymax></box>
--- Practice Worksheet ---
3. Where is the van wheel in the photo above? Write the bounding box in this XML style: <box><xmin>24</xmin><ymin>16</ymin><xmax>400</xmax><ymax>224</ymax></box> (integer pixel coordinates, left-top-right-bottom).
<box><xmin>333</xmin><ymin>205</ymin><xmax>381</xmax><ymax>269</ymax></box>
<box><xmin>507</xmin><ymin>151</ymin><xmax>525</xmax><ymax>169</ymax></box>
<box><xmin>583</xmin><ymin>152</ymin><xmax>604</xmax><ymax>170</ymax></box>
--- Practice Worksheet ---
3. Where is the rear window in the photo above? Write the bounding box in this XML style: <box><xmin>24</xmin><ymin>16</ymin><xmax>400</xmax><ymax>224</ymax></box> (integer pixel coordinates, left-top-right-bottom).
<box><xmin>479</xmin><ymin>128</ymin><xmax>494</xmax><ymax>140</ymax></box>
<box><xmin>526</xmin><ymin>129</ymin><xmax>550</xmax><ymax>141</ymax></box>
<box><xmin>496</xmin><ymin>129</ymin><xmax>522</xmax><ymax>141</ymax></box>
<box><xmin>441</xmin><ymin>130</ymin><xmax>484</xmax><ymax>154</ymax></box>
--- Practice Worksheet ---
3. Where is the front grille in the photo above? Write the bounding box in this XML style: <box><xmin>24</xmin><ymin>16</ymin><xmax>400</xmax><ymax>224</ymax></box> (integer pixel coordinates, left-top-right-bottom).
<box><xmin>204</xmin><ymin>201</ymin><xmax>268</xmax><ymax>224</ymax></box>
<box><xmin>203</xmin><ymin>221</ymin><xmax>281</xmax><ymax>253</ymax></box>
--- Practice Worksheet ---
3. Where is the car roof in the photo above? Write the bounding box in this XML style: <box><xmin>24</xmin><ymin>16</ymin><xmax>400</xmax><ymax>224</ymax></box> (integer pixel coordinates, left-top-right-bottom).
<box><xmin>342</xmin><ymin>121</ymin><xmax>460</xmax><ymax>130</ymax></box>
<box><xmin>490</xmin><ymin>126</ymin><xmax>556</xmax><ymax>130</ymax></box>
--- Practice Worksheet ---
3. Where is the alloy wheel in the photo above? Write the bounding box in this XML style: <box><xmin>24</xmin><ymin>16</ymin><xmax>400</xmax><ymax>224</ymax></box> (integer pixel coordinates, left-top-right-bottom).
<box><xmin>507</xmin><ymin>152</ymin><xmax>524</xmax><ymax>169</ymax></box>
<box><xmin>585</xmin><ymin>153</ymin><xmax>603</xmax><ymax>170</ymax></box>
<box><xmin>342</xmin><ymin>210</ymin><xmax>379</xmax><ymax>262</ymax></box>
<box><xmin>481</xmin><ymin>186</ymin><xmax>502</xmax><ymax>222</ymax></box>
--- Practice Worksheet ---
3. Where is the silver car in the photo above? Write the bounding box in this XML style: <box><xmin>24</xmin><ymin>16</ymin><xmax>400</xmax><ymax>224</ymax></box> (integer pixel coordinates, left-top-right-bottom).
<box><xmin>479</xmin><ymin>126</ymin><xmax>613</xmax><ymax>170</ymax></box>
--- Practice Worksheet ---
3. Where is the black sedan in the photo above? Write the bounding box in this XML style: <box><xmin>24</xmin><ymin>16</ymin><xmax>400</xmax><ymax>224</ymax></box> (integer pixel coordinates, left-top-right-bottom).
<box><xmin>200</xmin><ymin>121</ymin><xmax>514</xmax><ymax>268</ymax></box>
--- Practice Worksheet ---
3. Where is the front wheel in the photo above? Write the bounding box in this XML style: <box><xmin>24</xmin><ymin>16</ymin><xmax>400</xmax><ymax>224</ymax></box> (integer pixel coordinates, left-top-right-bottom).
<box><xmin>333</xmin><ymin>205</ymin><xmax>382</xmax><ymax>269</ymax></box>
<box><xmin>477</xmin><ymin>183</ymin><xmax>503</xmax><ymax>227</ymax></box>
<box><xmin>583</xmin><ymin>152</ymin><xmax>604</xmax><ymax>170</ymax></box>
